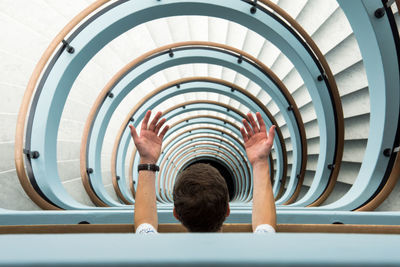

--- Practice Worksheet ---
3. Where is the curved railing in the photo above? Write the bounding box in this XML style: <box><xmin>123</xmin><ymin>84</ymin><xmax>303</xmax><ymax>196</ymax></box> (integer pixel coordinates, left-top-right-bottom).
<box><xmin>108</xmin><ymin>75</ymin><xmax>290</xmax><ymax>203</ymax></box>
<box><xmin>10</xmin><ymin>0</ymin><xmax>399</xmax><ymax>221</ymax></box>
<box><xmin>16</xmin><ymin>0</ymin><xmax>341</xmax><ymax>210</ymax></box>
<box><xmin>2</xmin><ymin>2</ymin><xmax>400</xmax><ymax>265</ymax></box>
<box><xmin>14</xmin><ymin>0</ymin><xmax>111</xmax><ymax>210</ymax></box>
<box><xmin>83</xmin><ymin>44</ymin><xmax>301</xmax><ymax>206</ymax></box>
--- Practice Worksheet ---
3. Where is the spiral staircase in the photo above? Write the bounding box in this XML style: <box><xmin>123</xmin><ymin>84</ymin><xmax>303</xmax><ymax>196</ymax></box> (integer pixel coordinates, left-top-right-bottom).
<box><xmin>0</xmin><ymin>0</ymin><xmax>399</xmax><ymax>265</ymax></box>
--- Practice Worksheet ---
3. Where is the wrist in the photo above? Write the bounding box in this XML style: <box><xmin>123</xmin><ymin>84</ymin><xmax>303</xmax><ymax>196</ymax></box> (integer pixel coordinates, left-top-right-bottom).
<box><xmin>252</xmin><ymin>160</ymin><xmax>270</xmax><ymax>185</ymax></box>
<box><xmin>140</xmin><ymin>157</ymin><xmax>158</xmax><ymax>165</ymax></box>
<box><xmin>250</xmin><ymin>159</ymin><xmax>269</xmax><ymax>168</ymax></box>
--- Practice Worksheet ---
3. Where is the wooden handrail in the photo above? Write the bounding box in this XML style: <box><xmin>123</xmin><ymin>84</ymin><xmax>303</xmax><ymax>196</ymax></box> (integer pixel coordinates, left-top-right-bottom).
<box><xmin>356</xmin><ymin>148</ymin><xmax>400</xmax><ymax>211</ymax></box>
<box><xmin>14</xmin><ymin>0</ymin><xmax>111</xmax><ymax>210</ymax></box>
<box><xmin>112</xmin><ymin>76</ymin><xmax>291</xmax><ymax>204</ymax></box>
<box><xmin>259</xmin><ymin>0</ymin><xmax>344</xmax><ymax>206</ymax></box>
<box><xmin>18</xmin><ymin>0</ymin><xmax>343</xmax><ymax>209</ymax></box>
<box><xmin>124</xmin><ymin>105</ymin><xmax>247</xmax><ymax>203</ymax></box>
<box><xmin>82</xmin><ymin>38</ymin><xmax>304</xmax><ymax>205</ymax></box>
<box><xmin>1</xmin><ymin>223</ymin><xmax>399</xmax><ymax>234</ymax></box>
<box><xmin>160</xmin><ymin>136</ymin><xmax>246</xmax><ymax>194</ymax></box>
<box><xmin>111</xmin><ymin>76</ymin><xmax>289</xmax><ymax>203</ymax></box>
<box><xmin>155</xmin><ymin>126</ymin><xmax>247</xmax><ymax>202</ymax></box>
<box><xmin>166</xmin><ymin>141</ymin><xmax>242</xmax><ymax>180</ymax></box>
<box><xmin>128</xmin><ymin>100</ymin><xmax>249</xmax><ymax>200</ymax></box>
<box><xmin>156</xmin><ymin>127</ymin><xmax>248</xmax><ymax>202</ymax></box>
<box><xmin>109</xmin><ymin>73</ymin><xmax>291</xmax><ymax>202</ymax></box>
<box><xmin>355</xmin><ymin>0</ymin><xmax>400</xmax><ymax>211</ymax></box>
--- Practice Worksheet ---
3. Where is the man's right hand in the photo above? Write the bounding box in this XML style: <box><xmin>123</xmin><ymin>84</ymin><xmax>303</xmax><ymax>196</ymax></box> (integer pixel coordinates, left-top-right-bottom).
<box><xmin>241</xmin><ymin>112</ymin><xmax>277</xmax><ymax>232</ymax></box>
<box><xmin>129</xmin><ymin>110</ymin><xmax>169</xmax><ymax>164</ymax></box>
<box><xmin>240</xmin><ymin>112</ymin><xmax>276</xmax><ymax>166</ymax></box>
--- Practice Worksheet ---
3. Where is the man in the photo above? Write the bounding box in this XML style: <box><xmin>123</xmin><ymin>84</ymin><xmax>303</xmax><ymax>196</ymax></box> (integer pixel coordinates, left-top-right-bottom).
<box><xmin>129</xmin><ymin>110</ymin><xmax>276</xmax><ymax>233</ymax></box>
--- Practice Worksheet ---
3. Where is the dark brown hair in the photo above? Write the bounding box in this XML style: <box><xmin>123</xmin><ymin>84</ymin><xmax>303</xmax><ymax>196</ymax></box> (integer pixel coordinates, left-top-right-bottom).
<box><xmin>173</xmin><ymin>163</ymin><xmax>229</xmax><ymax>232</ymax></box>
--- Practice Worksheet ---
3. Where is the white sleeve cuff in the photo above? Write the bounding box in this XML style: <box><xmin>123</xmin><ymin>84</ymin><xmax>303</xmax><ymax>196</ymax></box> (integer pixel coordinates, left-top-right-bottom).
<box><xmin>135</xmin><ymin>223</ymin><xmax>158</xmax><ymax>234</ymax></box>
<box><xmin>254</xmin><ymin>224</ymin><xmax>276</xmax><ymax>234</ymax></box>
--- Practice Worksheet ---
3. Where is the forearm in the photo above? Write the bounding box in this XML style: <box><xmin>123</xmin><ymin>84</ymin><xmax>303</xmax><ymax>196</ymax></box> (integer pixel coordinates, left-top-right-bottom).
<box><xmin>252</xmin><ymin>160</ymin><xmax>276</xmax><ymax>231</ymax></box>
<box><xmin>134</xmin><ymin>169</ymin><xmax>158</xmax><ymax>230</ymax></box>
<box><xmin>130</xmin><ymin>110</ymin><xmax>169</xmax><ymax>232</ymax></box>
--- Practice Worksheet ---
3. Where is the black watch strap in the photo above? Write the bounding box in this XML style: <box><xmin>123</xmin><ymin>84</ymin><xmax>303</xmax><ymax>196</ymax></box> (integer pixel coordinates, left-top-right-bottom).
<box><xmin>138</xmin><ymin>164</ymin><xmax>160</xmax><ymax>172</ymax></box>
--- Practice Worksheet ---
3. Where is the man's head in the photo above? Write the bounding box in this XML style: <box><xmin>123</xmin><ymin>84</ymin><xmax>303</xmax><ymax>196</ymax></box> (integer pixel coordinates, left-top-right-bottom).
<box><xmin>173</xmin><ymin>163</ymin><xmax>230</xmax><ymax>232</ymax></box>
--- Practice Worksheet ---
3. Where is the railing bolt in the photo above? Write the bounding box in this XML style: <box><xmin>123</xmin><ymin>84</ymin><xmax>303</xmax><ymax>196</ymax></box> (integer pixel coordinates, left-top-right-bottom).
<box><xmin>374</xmin><ymin>8</ymin><xmax>385</xmax><ymax>18</ymax></box>
<box><xmin>250</xmin><ymin>0</ymin><xmax>258</xmax><ymax>14</ymax></box>
<box><xmin>62</xmin><ymin>40</ymin><xmax>74</xmax><ymax>54</ymax></box>
<box><xmin>383</xmin><ymin>148</ymin><xmax>392</xmax><ymax>157</ymax></box>
<box><xmin>237</xmin><ymin>55</ymin><xmax>243</xmax><ymax>64</ymax></box>
<box><xmin>23</xmin><ymin>149</ymin><xmax>40</xmax><ymax>159</ymax></box>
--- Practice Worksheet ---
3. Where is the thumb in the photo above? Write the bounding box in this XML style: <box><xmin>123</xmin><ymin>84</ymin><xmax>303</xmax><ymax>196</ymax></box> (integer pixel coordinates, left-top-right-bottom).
<box><xmin>268</xmin><ymin>125</ymin><xmax>276</xmax><ymax>141</ymax></box>
<box><xmin>129</xmin><ymin>125</ymin><xmax>139</xmax><ymax>143</ymax></box>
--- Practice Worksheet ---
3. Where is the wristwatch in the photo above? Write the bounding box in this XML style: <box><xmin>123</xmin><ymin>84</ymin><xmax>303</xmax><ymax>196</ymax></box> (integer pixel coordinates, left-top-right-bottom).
<box><xmin>138</xmin><ymin>164</ymin><xmax>160</xmax><ymax>172</ymax></box>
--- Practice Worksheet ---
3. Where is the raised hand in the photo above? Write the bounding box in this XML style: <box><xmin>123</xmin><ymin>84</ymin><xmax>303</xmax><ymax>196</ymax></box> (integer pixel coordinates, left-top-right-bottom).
<box><xmin>129</xmin><ymin>110</ymin><xmax>169</xmax><ymax>164</ymax></box>
<box><xmin>240</xmin><ymin>112</ymin><xmax>276</xmax><ymax>166</ymax></box>
<box><xmin>242</xmin><ymin>112</ymin><xmax>277</xmax><ymax>231</ymax></box>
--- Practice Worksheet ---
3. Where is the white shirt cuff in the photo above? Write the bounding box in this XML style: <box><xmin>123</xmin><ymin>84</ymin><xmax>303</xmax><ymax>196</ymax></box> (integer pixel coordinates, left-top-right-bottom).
<box><xmin>254</xmin><ymin>224</ymin><xmax>276</xmax><ymax>234</ymax></box>
<box><xmin>136</xmin><ymin>223</ymin><xmax>158</xmax><ymax>234</ymax></box>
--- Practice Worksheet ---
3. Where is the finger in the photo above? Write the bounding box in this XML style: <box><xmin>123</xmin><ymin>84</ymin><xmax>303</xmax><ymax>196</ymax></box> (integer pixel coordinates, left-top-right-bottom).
<box><xmin>141</xmin><ymin>110</ymin><xmax>151</xmax><ymax>131</ymax></box>
<box><xmin>256</xmin><ymin>112</ymin><xmax>266</xmax><ymax>133</ymax></box>
<box><xmin>158</xmin><ymin>125</ymin><xmax>170</xmax><ymax>140</ymax></box>
<box><xmin>247</xmin><ymin>113</ymin><xmax>259</xmax><ymax>133</ymax></box>
<box><xmin>154</xmin><ymin>118</ymin><xmax>166</xmax><ymax>135</ymax></box>
<box><xmin>240</xmin><ymin>127</ymin><xmax>249</xmax><ymax>142</ymax></box>
<box><xmin>129</xmin><ymin>125</ymin><xmax>138</xmax><ymax>143</ymax></box>
<box><xmin>242</xmin><ymin>118</ymin><xmax>254</xmax><ymax>137</ymax></box>
<box><xmin>268</xmin><ymin>125</ymin><xmax>276</xmax><ymax>144</ymax></box>
<box><xmin>149</xmin><ymin>111</ymin><xmax>162</xmax><ymax>131</ymax></box>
